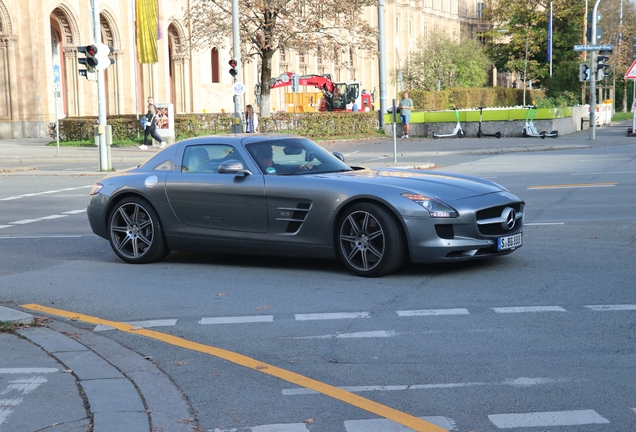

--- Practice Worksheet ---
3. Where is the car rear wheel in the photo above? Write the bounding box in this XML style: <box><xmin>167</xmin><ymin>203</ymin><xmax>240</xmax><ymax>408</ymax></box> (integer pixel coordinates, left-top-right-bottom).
<box><xmin>108</xmin><ymin>197</ymin><xmax>169</xmax><ymax>264</ymax></box>
<box><xmin>337</xmin><ymin>203</ymin><xmax>405</xmax><ymax>277</ymax></box>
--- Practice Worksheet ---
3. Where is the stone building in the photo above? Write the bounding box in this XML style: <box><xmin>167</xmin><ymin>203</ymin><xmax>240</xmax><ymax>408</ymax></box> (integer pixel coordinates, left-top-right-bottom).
<box><xmin>0</xmin><ymin>0</ymin><xmax>488</xmax><ymax>139</ymax></box>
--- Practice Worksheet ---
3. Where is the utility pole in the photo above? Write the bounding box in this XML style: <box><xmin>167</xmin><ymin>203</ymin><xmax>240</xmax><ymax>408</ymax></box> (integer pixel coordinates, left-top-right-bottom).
<box><xmin>90</xmin><ymin>0</ymin><xmax>111</xmax><ymax>171</ymax></box>
<box><xmin>231</xmin><ymin>0</ymin><xmax>243</xmax><ymax>133</ymax></box>
<box><xmin>589</xmin><ymin>0</ymin><xmax>602</xmax><ymax>141</ymax></box>
<box><xmin>377</xmin><ymin>0</ymin><xmax>387</xmax><ymax>128</ymax></box>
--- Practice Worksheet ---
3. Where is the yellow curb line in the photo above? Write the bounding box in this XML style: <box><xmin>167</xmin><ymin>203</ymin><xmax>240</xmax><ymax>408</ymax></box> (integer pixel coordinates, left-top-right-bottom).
<box><xmin>22</xmin><ymin>303</ymin><xmax>446</xmax><ymax>432</ymax></box>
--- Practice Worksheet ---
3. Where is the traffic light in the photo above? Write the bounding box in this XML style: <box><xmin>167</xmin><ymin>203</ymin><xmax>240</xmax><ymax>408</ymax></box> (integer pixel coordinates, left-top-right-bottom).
<box><xmin>77</xmin><ymin>45</ymin><xmax>98</xmax><ymax>77</ymax></box>
<box><xmin>228</xmin><ymin>59</ymin><xmax>238</xmax><ymax>77</ymax></box>
<box><xmin>579</xmin><ymin>63</ymin><xmax>590</xmax><ymax>82</ymax></box>
<box><xmin>586</xmin><ymin>12</ymin><xmax>603</xmax><ymax>44</ymax></box>
<box><xmin>596</xmin><ymin>55</ymin><xmax>610</xmax><ymax>81</ymax></box>
<box><xmin>95</xmin><ymin>43</ymin><xmax>115</xmax><ymax>70</ymax></box>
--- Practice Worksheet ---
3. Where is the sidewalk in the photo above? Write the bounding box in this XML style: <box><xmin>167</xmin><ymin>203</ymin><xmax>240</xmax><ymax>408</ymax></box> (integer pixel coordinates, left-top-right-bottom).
<box><xmin>1</xmin><ymin>121</ymin><xmax>634</xmax><ymax>174</ymax></box>
<box><xmin>0</xmin><ymin>305</ymin><xmax>192</xmax><ymax>432</ymax></box>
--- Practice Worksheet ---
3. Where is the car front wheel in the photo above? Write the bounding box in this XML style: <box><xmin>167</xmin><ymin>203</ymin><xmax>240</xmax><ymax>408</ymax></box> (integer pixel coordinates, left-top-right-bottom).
<box><xmin>337</xmin><ymin>203</ymin><xmax>405</xmax><ymax>277</ymax></box>
<box><xmin>108</xmin><ymin>197</ymin><xmax>169</xmax><ymax>264</ymax></box>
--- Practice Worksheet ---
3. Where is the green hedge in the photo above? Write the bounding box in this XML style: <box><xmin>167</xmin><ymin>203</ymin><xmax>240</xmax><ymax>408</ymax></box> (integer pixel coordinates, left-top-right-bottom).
<box><xmin>402</xmin><ymin>88</ymin><xmax>546</xmax><ymax>110</ymax></box>
<box><xmin>49</xmin><ymin>111</ymin><xmax>377</xmax><ymax>141</ymax></box>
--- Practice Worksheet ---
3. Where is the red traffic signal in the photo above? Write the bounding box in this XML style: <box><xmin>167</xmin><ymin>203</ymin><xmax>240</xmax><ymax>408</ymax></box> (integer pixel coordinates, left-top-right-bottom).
<box><xmin>228</xmin><ymin>59</ymin><xmax>238</xmax><ymax>77</ymax></box>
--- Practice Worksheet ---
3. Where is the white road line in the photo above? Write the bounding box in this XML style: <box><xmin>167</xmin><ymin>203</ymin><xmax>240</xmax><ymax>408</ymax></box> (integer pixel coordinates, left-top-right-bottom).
<box><xmin>524</xmin><ymin>222</ymin><xmax>565</xmax><ymax>226</ymax></box>
<box><xmin>488</xmin><ymin>409</ymin><xmax>609</xmax><ymax>428</ymax></box>
<box><xmin>492</xmin><ymin>306</ymin><xmax>566</xmax><ymax>313</ymax></box>
<box><xmin>585</xmin><ymin>304</ymin><xmax>636</xmax><ymax>311</ymax></box>
<box><xmin>397</xmin><ymin>308</ymin><xmax>469</xmax><ymax>317</ymax></box>
<box><xmin>248</xmin><ymin>424</ymin><xmax>309</xmax><ymax>432</ymax></box>
<box><xmin>62</xmin><ymin>209</ymin><xmax>86</xmax><ymax>214</ymax></box>
<box><xmin>572</xmin><ymin>170</ymin><xmax>636</xmax><ymax>175</ymax></box>
<box><xmin>0</xmin><ymin>186</ymin><xmax>92</xmax><ymax>201</ymax></box>
<box><xmin>0</xmin><ymin>368</ymin><xmax>58</xmax><ymax>374</ymax></box>
<box><xmin>0</xmin><ymin>225</ymin><xmax>12</xmax><ymax>230</ymax></box>
<box><xmin>39</xmin><ymin>215</ymin><xmax>68</xmax><ymax>220</ymax></box>
<box><xmin>282</xmin><ymin>377</ymin><xmax>565</xmax><ymax>396</ymax></box>
<box><xmin>94</xmin><ymin>319</ymin><xmax>178</xmax><ymax>332</ymax></box>
<box><xmin>345</xmin><ymin>416</ymin><xmax>456</xmax><ymax>432</ymax></box>
<box><xmin>0</xmin><ymin>235</ymin><xmax>85</xmax><ymax>239</ymax></box>
<box><xmin>294</xmin><ymin>330</ymin><xmax>396</xmax><ymax>339</ymax></box>
<box><xmin>295</xmin><ymin>312</ymin><xmax>369</xmax><ymax>321</ymax></box>
<box><xmin>8</xmin><ymin>219</ymin><xmax>39</xmax><ymax>225</ymax></box>
<box><xmin>199</xmin><ymin>315</ymin><xmax>274</xmax><ymax>325</ymax></box>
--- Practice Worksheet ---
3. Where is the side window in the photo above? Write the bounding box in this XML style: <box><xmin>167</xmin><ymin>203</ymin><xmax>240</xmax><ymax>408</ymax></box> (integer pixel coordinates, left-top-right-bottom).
<box><xmin>182</xmin><ymin>145</ymin><xmax>245</xmax><ymax>173</ymax></box>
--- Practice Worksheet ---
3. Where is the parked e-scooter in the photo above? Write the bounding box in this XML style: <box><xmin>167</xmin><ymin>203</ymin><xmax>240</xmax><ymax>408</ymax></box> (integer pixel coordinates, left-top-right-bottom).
<box><xmin>476</xmin><ymin>106</ymin><xmax>501</xmax><ymax>138</ymax></box>
<box><xmin>433</xmin><ymin>108</ymin><xmax>465</xmax><ymax>138</ymax></box>
<box><xmin>522</xmin><ymin>105</ymin><xmax>558</xmax><ymax>139</ymax></box>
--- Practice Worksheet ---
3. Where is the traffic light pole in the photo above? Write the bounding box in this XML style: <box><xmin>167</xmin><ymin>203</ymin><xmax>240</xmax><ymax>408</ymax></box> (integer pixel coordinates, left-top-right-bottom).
<box><xmin>589</xmin><ymin>0</ymin><xmax>602</xmax><ymax>141</ymax></box>
<box><xmin>90</xmin><ymin>0</ymin><xmax>111</xmax><ymax>170</ymax></box>
<box><xmin>231</xmin><ymin>0</ymin><xmax>243</xmax><ymax>133</ymax></box>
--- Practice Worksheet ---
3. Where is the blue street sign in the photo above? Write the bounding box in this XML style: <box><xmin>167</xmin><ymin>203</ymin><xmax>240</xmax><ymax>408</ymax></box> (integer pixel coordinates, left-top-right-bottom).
<box><xmin>574</xmin><ymin>44</ymin><xmax>614</xmax><ymax>51</ymax></box>
<box><xmin>53</xmin><ymin>64</ymin><xmax>61</xmax><ymax>83</ymax></box>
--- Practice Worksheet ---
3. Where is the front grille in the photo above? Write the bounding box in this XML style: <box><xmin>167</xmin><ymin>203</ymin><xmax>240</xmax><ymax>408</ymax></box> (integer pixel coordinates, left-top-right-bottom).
<box><xmin>476</xmin><ymin>203</ymin><xmax>523</xmax><ymax>236</ymax></box>
<box><xmin>435</xmin><ymin>224</ymin><xmax>455</xmax><ymax>239</ymax></box>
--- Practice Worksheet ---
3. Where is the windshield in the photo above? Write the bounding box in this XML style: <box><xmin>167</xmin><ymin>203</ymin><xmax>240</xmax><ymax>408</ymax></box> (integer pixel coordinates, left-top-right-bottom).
<box><xmin>246</xmin><ymin>138</ymin><xmax>352</xmax><ymax>176</ymax></box>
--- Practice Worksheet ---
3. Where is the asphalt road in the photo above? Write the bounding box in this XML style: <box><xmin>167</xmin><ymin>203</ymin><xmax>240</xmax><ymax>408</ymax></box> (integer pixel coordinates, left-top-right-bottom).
<box><xmin>1</xmin><ymin>136</ymin><xmax>635</xmax><ymax>431</ymax></box>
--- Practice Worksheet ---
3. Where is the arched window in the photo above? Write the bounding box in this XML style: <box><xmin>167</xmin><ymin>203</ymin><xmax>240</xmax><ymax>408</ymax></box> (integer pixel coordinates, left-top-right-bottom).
<box><xmin>211</xmin><ymin>47</ymin><xmax>220</xmax><ymax>83</ymax></box>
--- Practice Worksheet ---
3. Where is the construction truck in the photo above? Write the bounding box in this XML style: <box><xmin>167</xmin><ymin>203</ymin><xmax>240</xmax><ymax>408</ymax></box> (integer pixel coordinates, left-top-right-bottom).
<box><xmin>270</xmin><ymin>72</ymin><xmax>373</xmax><ymax>113</ymax></box>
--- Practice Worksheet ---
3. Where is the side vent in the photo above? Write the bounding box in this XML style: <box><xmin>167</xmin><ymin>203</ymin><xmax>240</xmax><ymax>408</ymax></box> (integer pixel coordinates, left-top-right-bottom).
<box><xmin>277</xmin><ymin>203</ymin><xmax>312</xmax><ymax>234</ymax></box>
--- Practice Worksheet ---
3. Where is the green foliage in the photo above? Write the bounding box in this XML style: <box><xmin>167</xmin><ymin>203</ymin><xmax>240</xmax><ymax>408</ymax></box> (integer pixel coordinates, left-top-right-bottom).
<box><xmin>400</xmin><ymin>31</ymin><xmax>491</xmax><ymax>91</ymax></box>
<box><xmin>50</xmin><ymin>112</ymin><xmax>377</xmax><ymax>142</ymax></box>
<box><xmin>401</xmin><ymin>88</ymin><xmax>549</xmax><ymax>110</ymax></box>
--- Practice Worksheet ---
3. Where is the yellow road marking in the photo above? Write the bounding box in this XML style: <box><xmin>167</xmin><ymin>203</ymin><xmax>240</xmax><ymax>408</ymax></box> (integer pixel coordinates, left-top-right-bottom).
<box><xmin>22</xmin><ymin>303</ymin><xmax>446</xmax><ymax>432</ymax></box>
<box><xmin>528</xmin><ymin>182</ymin><xmax>617</xmax><ymax>189</ymax></box>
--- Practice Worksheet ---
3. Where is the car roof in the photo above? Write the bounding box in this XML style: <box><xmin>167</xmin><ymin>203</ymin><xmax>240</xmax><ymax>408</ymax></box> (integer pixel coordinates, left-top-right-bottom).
<box><xmin>177</xmin><ymin>134</ymin><xmax>307</xmax><ymax>146</ymax></box>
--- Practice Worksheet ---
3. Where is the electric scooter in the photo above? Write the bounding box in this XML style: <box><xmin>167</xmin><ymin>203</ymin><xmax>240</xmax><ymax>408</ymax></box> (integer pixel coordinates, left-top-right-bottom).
<box><xmin>522</xmin><ymin>105</ymin><xmax>558</xmax><ymax>139</ymax></box>
<box><xmin>476</xmin><ymin>107</ymin><xmax>501</xmax><ymax>138</ymax></box>
<box><xmin>433</xmin><ymin>108</ymin><xmax>465</xmax><ymax>138</ymax></box>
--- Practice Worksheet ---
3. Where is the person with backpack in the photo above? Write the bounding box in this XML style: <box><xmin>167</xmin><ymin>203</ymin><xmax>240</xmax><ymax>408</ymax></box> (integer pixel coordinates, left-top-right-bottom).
<box><xmin>139</xmin><ymin>102</ymin><xmax>167</xmax><ymax>150</ymax></box>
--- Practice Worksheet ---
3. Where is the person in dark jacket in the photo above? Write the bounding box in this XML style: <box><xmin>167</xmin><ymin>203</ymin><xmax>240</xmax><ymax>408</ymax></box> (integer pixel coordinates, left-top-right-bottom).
<box><xmin>139</xmin><ymin>102</ymin><xmax>166</xmax><ymax>150</ymax></box>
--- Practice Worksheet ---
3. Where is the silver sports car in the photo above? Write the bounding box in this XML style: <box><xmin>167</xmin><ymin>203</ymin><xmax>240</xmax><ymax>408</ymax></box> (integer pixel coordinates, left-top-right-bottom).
<box><xmin>87</xmin><ymin>134</ymin><xmax>524</xmax><ymax>277</ymax></box>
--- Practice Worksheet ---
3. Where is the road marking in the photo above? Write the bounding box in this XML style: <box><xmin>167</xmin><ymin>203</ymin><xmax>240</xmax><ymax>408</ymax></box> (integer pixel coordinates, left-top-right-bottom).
<box><xmin>0</xmin><ymin>376</ymin><xmax>49</xmax><ymax>426</ymax></box>
<box><xmin>295</xmin><ymin>312</ymin><xmax>369</xmax><ymax>321</ymax></box>
<box><xmin>397</xmin><ymin>308</ymin><xmax>469</xmax><ymax>317</ymax></box>
<box><xmin>345</xmin><ymin>416</ymin><xmax>456</xmax><ymax>432</ymax></box>
<box><xmin>492</xmin><ymin>306</ymin><xmax>566</xmax><ymax>313</ymax></box>
<box><xmin>63</xmin><ymin>209</ymin><xmax>86</xmax><ymax>214</ymax></box>
<box><xmin>8</xmin><ymin>219</ymin><xmax>40</xmax><ymax>225</ymax></box>
<box><xmin>527</xmin><ymin>182</ymin><xmax>617</xmax><ymax>189</ymax></box>
<box><xmin>239</xmin><ymin>423</ymin><xmax>309</xmax><ymax>431</ymax></box>
<box><xmin>0</xmin><ymin>186</ymin><xmax>91</xmax><ymax>201</ymax></box>
<box><xmin>488</xmin><ymin>409</ymin><xmax>609</xmax><ymax>428</ymax></box>
<box><xmin>0</xmin><ymin>368</ymin><xmax>58</xmax><ymax>374</ymax></box>
<box><xmin>94</xmin><ymin>319</ymin><xmax>178</xmax><ymax>332</ymax></box>
<box><xmin>0</xmin><ymin>235</ymin><xmax>85</xmax><ymax>239</ymax></box>
<box><xmin>21</xmin><ymin>304</ymin><xmax>446</xmax><ymax>432</ymax></box>
<box><xmin>199</xmin><ymin>315</ymin><xmax>274</xmax><ymax>324</ymax></box>
<box><xmin>295</xmin><ymin>331</ymin><xmax>396</xmax><ymax>339</ymax></box>
<box><xmin>585</xmin><ymin>304</ymin><xmax>636</xmax><ymax>311</ymax></box>
<box><xmin>283</xmin><ymin>377</ymin><xmax>566</xmax><ymax>396</ymax></box>
<box><xmin>0</xmin><ymin>225</ymin><xmax>12</xmax><ymax>230</ymax></box>
<box><xmin>524</xmin><ymin>222</ymin><xmax>565</xmax><ymax>226</ymax></box>
<box><xmin>572</xmin><ymin>170</ymin><xmax>636</xmax><ymax>175</ymax></box>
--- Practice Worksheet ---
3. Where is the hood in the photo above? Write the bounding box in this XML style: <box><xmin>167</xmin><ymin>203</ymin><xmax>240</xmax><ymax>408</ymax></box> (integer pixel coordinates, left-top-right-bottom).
<box><xmin>327</xmin><ymin>167</ymin><xmax>506</xmax><ymax>200</ymax></box>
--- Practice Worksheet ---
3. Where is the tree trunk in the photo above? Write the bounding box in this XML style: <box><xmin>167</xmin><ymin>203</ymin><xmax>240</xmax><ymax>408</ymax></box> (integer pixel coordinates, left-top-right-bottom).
<box><xmin>259</xmin><ymin>49</ymin><xmax>275</xmax><ymax>117</ymax></box>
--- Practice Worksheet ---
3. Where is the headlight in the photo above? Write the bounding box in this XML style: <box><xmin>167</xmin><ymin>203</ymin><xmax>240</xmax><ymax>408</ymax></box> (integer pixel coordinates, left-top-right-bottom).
<box><xmin>90</xmin><ymin>183</ymin><xmax>104</xmax><ymax>196</ymax></box>
<box><xmin>401</xmin><ymin>193</ymin><xmax>458</xmax><ymax>218</ymax></box>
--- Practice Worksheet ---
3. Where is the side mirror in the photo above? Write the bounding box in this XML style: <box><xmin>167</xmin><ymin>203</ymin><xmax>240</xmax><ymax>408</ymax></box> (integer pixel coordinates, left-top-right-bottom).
<box><xmin>218</xmin><ymin>159</ymin><xmax>252</xmax><ymax>176</ymax></box>
<box><xmin>333</xmin><ymin>152</ymin><xmax>345</xmax><ymax>162</ymax></box>
<box><xmin>305</xmin><ymin>152</ymin><xmax>315</xmax><ymax>162</ymax></box>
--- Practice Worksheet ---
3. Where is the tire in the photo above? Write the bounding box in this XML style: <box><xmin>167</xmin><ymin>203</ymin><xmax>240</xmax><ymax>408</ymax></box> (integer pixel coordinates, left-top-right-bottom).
<box><xmin>495</xmin><ymin>131</ymin><xmax>502</xmax><ymax>139</ymax></box>
<box><xmin>457</xmin><ymin>129</ymin><xmax>465</xmax><ymax>138</ymax></box>
<box><xmin>433</xmin><ymin>133</ymin><xmax>439</xmax><ymax>139</ymax></box>
<box><xmin>476</xmin><ymin>131</ymin><xmax>483</xmax><ymax>138</ymax></box>
<box><xmin>540</xmin><ymin>132</ymin><xmax>546</xmax><ymax>139</ymax></box>
<box><xmin>108</xmin><ymin>196</ymin><xmax>169</xmax><ymax>264</ymax></box>
<box><xmin>336</xmin><ymin>203</ymin><xmax>405</xmax><ymax>277</ymax></box>
<box><xmin>522</xmin><ymin>128</ymin><xmax>529</xmax><ymax>137</ymax></box>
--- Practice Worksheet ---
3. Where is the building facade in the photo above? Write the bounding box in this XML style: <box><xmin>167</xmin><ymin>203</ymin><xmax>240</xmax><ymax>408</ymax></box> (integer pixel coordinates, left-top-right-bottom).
<box><xmin>0</xmin><ymin>0</ymin><xmax>487</xmax><ymax>139</ymax></box>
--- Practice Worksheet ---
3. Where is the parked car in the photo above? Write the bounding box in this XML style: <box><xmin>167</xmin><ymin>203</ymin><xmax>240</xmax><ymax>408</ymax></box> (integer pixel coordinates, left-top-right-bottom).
<box><xmin>87</xmin><ymin>134</ymin><xmax>524</xmax><ymax>277</ymax></box>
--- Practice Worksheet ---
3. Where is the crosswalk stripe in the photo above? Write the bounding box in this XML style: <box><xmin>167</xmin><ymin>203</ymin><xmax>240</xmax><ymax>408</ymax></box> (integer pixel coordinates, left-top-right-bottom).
<box><xmin>345</xmin><ymin>416</ymin><xmax>455</xmax><ymax>431</ymax></box>
<box><xmin>94</xmin><ymin>319</ymin><xmax>177</xmax><ymax>332</ymax></box>
<box><xmin>199</xmin><ymin>315</ymin><xmax>274</xmax><ymax>324</ymax></box>
<box><xmin>491</xmin><ymin>306</ymin><xmax>566</xmax><ymax>313</ymax></box>
<box><xmin>397</xmin><ymin>308</ymin><xmax>469</xmax><ymax>317</ymax></box>
<box><xmin>585</xmin><ymin>304</ymin><xmax>636</xmax><ymax>311</ymax></box>
<box><xmin>295</xmin><ymin>312</ymin><xmax>369</xmax><ymax>320</ymax></box>
<box><xmin>488</xmin><ymin>409</ymin><xmax>609</xmax><ymax>428</ymax></box>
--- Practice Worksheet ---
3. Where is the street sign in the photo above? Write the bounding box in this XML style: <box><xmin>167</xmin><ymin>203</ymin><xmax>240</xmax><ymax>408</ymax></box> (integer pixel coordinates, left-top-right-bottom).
<box><xmin>625</xmin><ymin>60</ymin><xmax>636</xmax><ymax>79</ymax></box>
<box><xmin>53</xmin><ymin>65</ymin><xmax>60</xmax><ymax>83</ymax></box>
<box><xmin>232</xmin><ymin>82</ymin><xmax>245</xmax><ymax>96</ymax></box>
<box><xmin>574</xmin><ymin>44</ymin><xmax>614</xmax><ymax>51</ymax></box>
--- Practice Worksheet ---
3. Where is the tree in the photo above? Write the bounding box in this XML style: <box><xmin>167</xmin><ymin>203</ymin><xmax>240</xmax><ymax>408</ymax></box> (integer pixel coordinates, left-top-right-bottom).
<box><xmin>399</xmin><ymin>31</ymin><xmax>491</xmax><ymax>91</ymax></box>
<box><xmin>483</xmin><ymin>0</ymin><xmax>585</xmax><ymax>96</ymax></box>
<box><xmin>185</xmin><ymin>0</ymin><xmax>377</xmax><ymax>116</ymax></box>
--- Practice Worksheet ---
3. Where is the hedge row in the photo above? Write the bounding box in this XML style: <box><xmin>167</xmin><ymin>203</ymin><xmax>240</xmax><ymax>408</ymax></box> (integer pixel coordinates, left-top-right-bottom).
<box><xmin>49</xmin><ymin>111</ymin><xmax>377</xmax><ymax>141</ymax></box>
<box><xmin>400</xmin><ymin>88</ymin><xmax>545</xmax><ymax>111</ymax></box>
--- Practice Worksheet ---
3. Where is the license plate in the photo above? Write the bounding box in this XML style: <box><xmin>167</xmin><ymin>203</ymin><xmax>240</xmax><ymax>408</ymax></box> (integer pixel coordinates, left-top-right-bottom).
<box><xmin>498</xmin><ymin>232</ymin><xmax>522</xmax><ymax>251</ymax></box>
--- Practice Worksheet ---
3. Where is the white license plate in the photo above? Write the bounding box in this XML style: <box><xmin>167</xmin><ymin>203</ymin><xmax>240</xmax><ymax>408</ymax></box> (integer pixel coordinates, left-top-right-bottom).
<box><xmin>498</xmin><ymin>232</ymin><xmax>522</xmax><ymax>251</ymax></box>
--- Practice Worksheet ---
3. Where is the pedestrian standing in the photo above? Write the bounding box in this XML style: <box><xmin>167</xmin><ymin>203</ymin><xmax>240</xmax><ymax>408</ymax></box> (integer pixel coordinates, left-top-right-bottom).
<box><xmin>139</xmin><ymin>103</ymin><xmax>167</xmax><ymax>150</ymax></box>
<box><xmin>398</xmin><ymin>92</ymin><xmax>414</xmax><ymax>138</ymax></box>
<box><xmin>245</xmin><ymin>104</ymin><xmax>259</xmax><ymax>133</ymax></box>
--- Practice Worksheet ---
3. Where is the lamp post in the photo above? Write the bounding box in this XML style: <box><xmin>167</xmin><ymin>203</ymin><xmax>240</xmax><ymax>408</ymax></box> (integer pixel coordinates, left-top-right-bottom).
<box><xmin>506</xmin><ymin>71</ymin><xmax>511</xmax><ymax>88</ymax></box>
